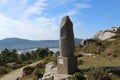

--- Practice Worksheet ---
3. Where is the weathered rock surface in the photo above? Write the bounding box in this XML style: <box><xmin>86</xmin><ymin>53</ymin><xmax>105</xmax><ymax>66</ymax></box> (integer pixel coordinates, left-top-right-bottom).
<box><xmin>94</xmin><ymin>27</ymin><xmax>120</xmax><ymax>41</ymax></box>
<box><xmin>42</xmin><ymin>62</ymin><xmax>55</xmax><ymax>80</ymax></box>
<box><xmin>59</xmin><ymin>16</ymin><xmax>74</xmax><ymax>57</ymax></box>
<box><xmin>42</xmin><ymin>62</ymin><xmax>71</xmax><ymax>80</ymax></box>
<box><xmin>57</xmin><ymin>56</ymin><xmax>77</xmax><ymax>74</ymax></box>
<box><xmin>58</xmin><ymin>16</ymin><xmax>77</xmax><ymax>75</ymax></box>
<box><xmin>80</xmin><ymin>38</ymin><xmax>100</xmax><ymax>46</ymax></box>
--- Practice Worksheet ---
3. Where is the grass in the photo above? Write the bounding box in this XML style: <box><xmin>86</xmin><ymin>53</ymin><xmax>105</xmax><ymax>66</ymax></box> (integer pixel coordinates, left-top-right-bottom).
<box><xmin>78</xmin><ymin>55</ymin><xmax>120</xmax><ymax>69</ymax></box>
<box><xmin>76</xmin><ymin>38</ymin><xmax>120</xmax><ymax>57</ymax></box>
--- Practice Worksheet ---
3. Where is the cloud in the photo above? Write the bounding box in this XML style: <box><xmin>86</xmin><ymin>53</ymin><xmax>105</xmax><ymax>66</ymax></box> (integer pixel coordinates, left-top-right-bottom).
<box><xmin>22</xmin><ymin>0</ymin><xmax>47</xmax><ymax>19</ymax></box>
<box><xmin>0</xmin><ymin>13</ymin><xmax>58</xmax><ymax>40</ymax></box>
<box><xmin>49</xmin><ymin>0</ymin><xmax>74</xmax><ymax>7</ymax></box>
<box><xmin>62</xmin><ymin>10</ymin><xmax>77</xmax><ymax>16</ymax></box>
<box><xmin>0</xmin><ymin>0</ymin><xmax>93</xmax><ymax>40</ymax></box>
<box><xmin>60</xmin><ymin>2</ymin><xmax>92</xmax><ymax>18</ymax></box>
<box><xmin>0</xmin><ymin>0</ymin><xmax>9</xmax><ymax>6</ymax></box>
<box><xmin>75</xmin><ymin>3</ymin><xmax>92</xmax><ymax>8</ymax></box>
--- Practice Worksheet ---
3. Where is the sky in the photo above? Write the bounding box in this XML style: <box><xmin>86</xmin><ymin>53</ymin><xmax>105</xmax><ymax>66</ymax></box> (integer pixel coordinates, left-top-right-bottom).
<box><xmin>0</xmin><ymin>0</ymin><xmax>120</xmax><ymax>40</ymax></box>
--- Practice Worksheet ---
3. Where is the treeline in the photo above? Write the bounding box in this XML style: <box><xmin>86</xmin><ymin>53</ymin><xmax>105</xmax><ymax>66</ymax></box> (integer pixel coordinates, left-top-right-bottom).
<box><xmin>0</xmin><ymin>48</ymin><xmax>54</xmax><ymax>66</ymax></box>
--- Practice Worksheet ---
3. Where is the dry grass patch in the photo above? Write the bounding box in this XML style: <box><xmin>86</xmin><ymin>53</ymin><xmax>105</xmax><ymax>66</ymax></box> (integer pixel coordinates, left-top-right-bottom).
<box><xmin>78</xmin><ymin>55</ymin><xmax>120</xmax><ymax>69</ymax></box>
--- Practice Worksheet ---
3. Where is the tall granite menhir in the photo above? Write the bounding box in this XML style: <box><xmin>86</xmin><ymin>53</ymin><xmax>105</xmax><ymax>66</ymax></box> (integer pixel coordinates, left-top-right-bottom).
<box><xmin>57</xmin><ymin>16</ymin><xmax>77</xmax><ymax>74</ymax></box>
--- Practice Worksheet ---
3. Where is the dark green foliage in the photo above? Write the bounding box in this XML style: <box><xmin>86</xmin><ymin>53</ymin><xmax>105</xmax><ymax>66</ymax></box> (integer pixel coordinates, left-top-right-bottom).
<box><xmin>19</xmin><ymin>53</ymin><xmax>26</xmax><ymax>62</ymax></box>
<box><xmin>32</xmin><ymin>68</ymin><xmax>43</xmax><ymax>78</ymax></box>
<box><xmin>0</xmin><ymin>48</ymin><xmax>54</xmax><ymax>77</ymax></box>
<box><xmin>23</xmin><ymin>66</ymin><xmax>35</xmax><ymax>75</ymax></box>
<box><xmin>0</xmin><ymin>48</ymin><xmax>19</xmax><ymax>65</ymax></box>
<box><xmin>21</xmin><ymin>52</ymin><xmax>59</xmax><ymax>79</ymax></box>
<box><xmin>69</xmin><ymin>68</ymin><xmax>119</xmax><ymax>80</ymax></box>
<box><xmin>8</xmin><ymin>64</ymin><xmax>23</xmax><ymax>69</ymax></box>
<box><xmin>78</xmin><ymin>59</ymin><xmax>84</xmax><ymax>65</ymax></box>
<box><xmin>0</xmin><ymin>66</ymin><xmax>8</xmax><ymax>75</ymax></box>
<box><xmin>35</xmin><ymin>48</ymin><xmax>52</xmax><ymax>60</ymax></box>
<box><xmin>71</xmin><ymin>72</ymin><xmax>85</xmax><ymax>80</ymax></box>
<box><xmin>86</xmin><ymin>68</ymin><xmax>111</xmax><ymax>80</ymax></box>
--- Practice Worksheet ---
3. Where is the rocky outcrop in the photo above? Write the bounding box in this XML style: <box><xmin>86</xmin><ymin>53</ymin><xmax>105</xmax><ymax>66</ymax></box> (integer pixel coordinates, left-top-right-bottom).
<box><xmin>94</xmin><ymin>27</ymin><xmax>120</xmax><ymax>41</ymax></box>
<box><xmin>42</xmin><ymin>62</ymin><xmax>71</xmax><ymax>80</ymax></box>
<box><xmin>80</xmin><ymin>38</ymin><xmax>100</xmax><ymax>46</ymax></box>
<box><xmin>41</xmin><ymin>62</ymin><xmax>54</xmax><ymax>80</ymax></box>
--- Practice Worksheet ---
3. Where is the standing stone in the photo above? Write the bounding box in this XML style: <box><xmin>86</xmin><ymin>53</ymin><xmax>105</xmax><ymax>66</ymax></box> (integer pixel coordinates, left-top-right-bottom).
<box><xmin>57</xmin><ymin>16</ymin><xmax>77</xmax><ymax>74</ymax></box>
<box><xmin>59</xmin><ymin>16</ymin><xmax>74</xmax><ymax>57</ymax></box>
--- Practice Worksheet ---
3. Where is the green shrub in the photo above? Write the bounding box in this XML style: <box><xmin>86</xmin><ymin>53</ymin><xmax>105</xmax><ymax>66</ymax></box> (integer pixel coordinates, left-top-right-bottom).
<box><xmin>78</xmin><ymin>59</ymin><xmax>84</xmax><ymax>65</ymax></box>
<box><xmin>33</xmin><ymin>68</ymin><xmax>43</xmax><ymax>78</ymax></box>
<box><xmin>32</xmin><ymin>68</ymin><xmax>43</xmax><ymax>79</ymax></box>
<box><xmin>23</xmin><ymin>66</ymin><xmax>35</xmax><ymax>75</ymax></box>
<box><xmin>8</xmin><ymin>64</ymin><xmax>23</xmax><ymax>69</ymax></box>
<box><xmin>71</xmin><ymin>72</ymin><xmax>85</xmax><ymax>80</ymax></box>
<box><xmin>0</xmin><ymin>66</ymin><xmax>8</xmax><ymax>75</ymax></box>
<box><xmin>86</xmin><ymin>68</ymin><xmax>111</xmax><ymax>80</ymax></box>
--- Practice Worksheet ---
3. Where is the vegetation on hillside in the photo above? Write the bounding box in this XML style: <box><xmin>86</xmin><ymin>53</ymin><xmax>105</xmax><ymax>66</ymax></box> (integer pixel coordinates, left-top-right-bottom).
<box><xmin>72</xmin><ymin>35</ymin><xmax>120</xmax><ymax>80</ymax></box>
<box><xmin>1</xmin><ymin>29</ymin><xmax>120</xmax><ymax>80</ymax></box>
<box><xmin>20</xmin><ymin>36</ymin><xmax>120</xmax><ymax>80</ymax></box>
<box><xmin>0</xmin><ymin>48</ymin><xmax>54</xmax><ymax>77</ymax></box>
<box><xmin>20</xmin><ymin>51</ymin><xmax>59</xmax><ymax>80</ymax></box>
<box><xmin>75</xmin><ymin>37</ymin><xmax>120</xmax><ymax>57</ymax></box>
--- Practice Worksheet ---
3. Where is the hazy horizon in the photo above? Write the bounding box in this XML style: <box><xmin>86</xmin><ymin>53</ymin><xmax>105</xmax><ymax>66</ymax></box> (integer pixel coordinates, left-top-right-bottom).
<box><xmin>0</xmin><ymin>37</ymin><xmax>82</xmax><ymax>41</ymax></box>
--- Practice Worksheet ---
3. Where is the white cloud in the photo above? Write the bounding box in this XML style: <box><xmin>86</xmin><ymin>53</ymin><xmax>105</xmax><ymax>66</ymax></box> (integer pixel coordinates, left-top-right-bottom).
<box><xmin>0</xmin><ymin>0</ymin><xmax>59</xmax><ymax>40</ymax></box>
<box><xmin>0</xmin><ymin>0</ymin><xmax>9</xmax><ymax>6</ymax></box>
<box><xmin>0</xmin><ymin>13</ymin><xmax>58</xmax><ymax>40</ymax></box>
<box><xmin>60</xmin><ymin>3</ymin><xmax>92</xmax><ymax>18</ymax></box>
<box><xmin>62</xmin><ymin>10</ymin><xmax>77</xmax><ymax>16</ymax></box>
<box><xmin>49</xmin><ymin>0</ymin><xmax>73</xmax><ymax>7</ymax></box>
<box><xmin>22</xmin><ymin>0</ymin><xmax>47</xmax><ymax>19</ymax></box>
<box><xmin>75</xmin><ymin>3</ymin><xmax>92</xmax><ymax>8</ymax></box>
<box><xmin>0</xmin><ymin>0</ymin><xmax>92</xmax><ymax>40</ymax></box>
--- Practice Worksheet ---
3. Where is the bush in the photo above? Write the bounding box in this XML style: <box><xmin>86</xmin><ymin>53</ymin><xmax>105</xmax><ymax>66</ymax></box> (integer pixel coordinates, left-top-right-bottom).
<box><xmin>78</xmin><ymin>42</ymin><xmax>105</xmax><ymax>54</ymax></box>
<box><xmin>86</xmin><ymin>68</ymin><xmax>111</xmax><ymax>80</ymax></box>
<box><xmin>0</xmin><ymin>66</ymin><xmax>8</xmax><ymax>75</ymax></box>
<box><xmin>23</xmin><ymin>66</ymin><xmax>35</xmax><ymax>75</ymax></box>
<box><xmin>33</xmin><ymin>68</ymin><xmax>44</xmax><ymax>77</ymax></box>
<box><xmin>8</xmin><ymin>64</ymin><xmax>23</xmax><ymax>69</ymax></box>
<box><xmin>71</xmin><ymin>72</ymin><xmax>85</xmax><ymax>80</ymax></box>
<box><xmin>36</xmin><ymin>62</ymin><xmax>45</xmax><ymax>68</ymax></box>
<box><xmin>78</xmin><ymin>59</ymin><xmax>84</xmax><ymax>65</ymax></box>
<box><xmin>32</xmin><ymin>68</ymin><xmax>43</xmax><ymax>79</ymax></box>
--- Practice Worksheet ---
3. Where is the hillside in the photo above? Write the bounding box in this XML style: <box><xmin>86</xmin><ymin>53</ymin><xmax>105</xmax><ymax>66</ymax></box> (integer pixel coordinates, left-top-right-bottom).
<box><xmin>0</xmin><ymin>38</ymin><xmax>82</xmax><ymax>50</ymax></box>
<box><xmin>76</xmin><ymin>27</ymin><xmax>120</xmax><ymax>57</ymax></box>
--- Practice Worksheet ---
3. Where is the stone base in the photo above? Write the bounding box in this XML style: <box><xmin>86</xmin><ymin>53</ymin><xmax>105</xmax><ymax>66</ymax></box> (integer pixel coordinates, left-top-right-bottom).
<box><xmin>42</xmin><ymin>67</ymin><xmax>72</xmax><ymax>80</ymax></box>
<box><xmin>57</xmin><ymin>56</ymin><xmax>77</xmax><ymax>74</ymax></box>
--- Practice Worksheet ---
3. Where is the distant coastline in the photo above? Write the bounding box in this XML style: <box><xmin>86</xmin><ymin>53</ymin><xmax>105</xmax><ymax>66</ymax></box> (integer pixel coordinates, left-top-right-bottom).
<box><xmin>17</xmin><ymin>47</ymin><xmax>59</xmax><ymax>54</ymax></box>
<box><xmin>0</xmin><ymin>38</ymin><xmax>82</xmax><ymax>51</ymax></box>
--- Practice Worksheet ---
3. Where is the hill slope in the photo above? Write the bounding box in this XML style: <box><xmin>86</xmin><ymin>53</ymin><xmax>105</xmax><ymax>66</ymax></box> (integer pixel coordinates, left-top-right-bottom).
<box><xmin>0</xmin><ymin>38</ymin><xmax>82</xmax><ymax>50</ymax></box>
<box><xmin>76</xmin><ymin>27</ymin><xmax>120</xmax><ymax>57</ymax></box>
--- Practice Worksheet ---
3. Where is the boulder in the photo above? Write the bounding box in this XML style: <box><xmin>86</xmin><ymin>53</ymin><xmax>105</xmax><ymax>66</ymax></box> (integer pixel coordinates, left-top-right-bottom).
<box><xmin>42</xmin><ymin>62</ymin><xmax>55</xmax><ymax>80</ymax></box>
<box><xmin>42</xmin><ymin>62</ymin><xmax>71</xmax><ymax>80</ymax></box>
<box><xmin>80</xmin><ymin>38</ymin><xmax>100</xmax><ymax>46</ymax></box>
<box><xmin>94</xmin><ymin>27</ymin><xmax>120</xmax><ymax>41</ymax></box>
